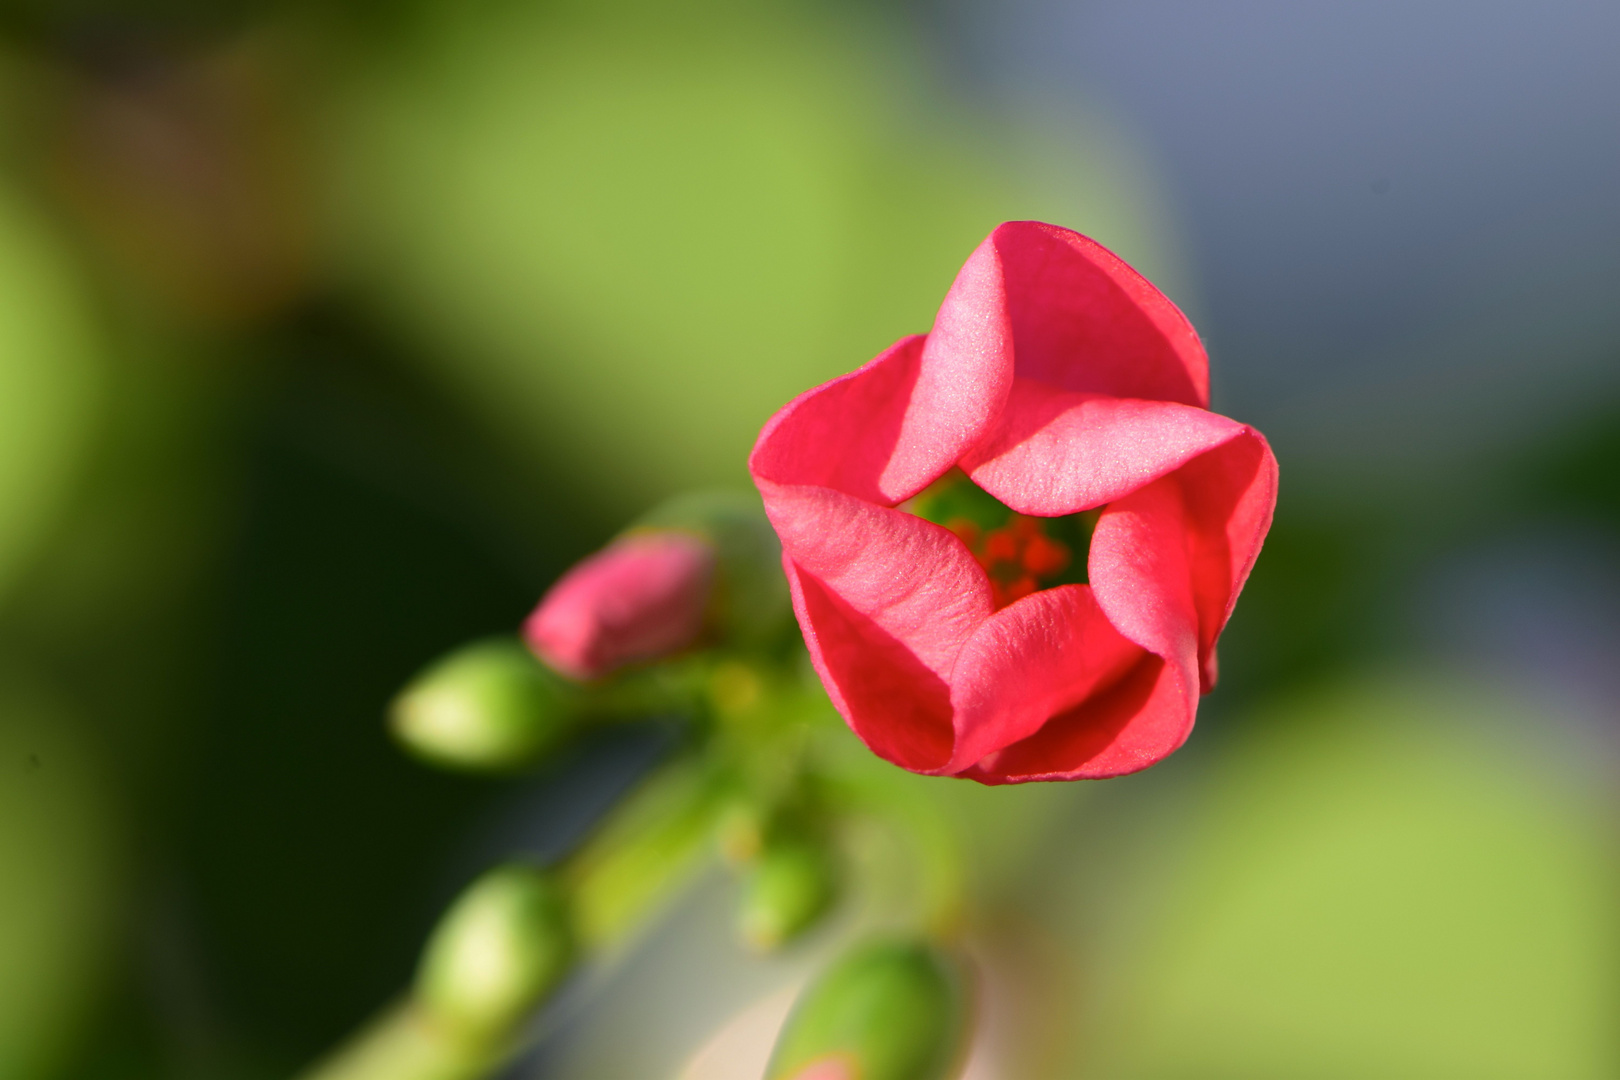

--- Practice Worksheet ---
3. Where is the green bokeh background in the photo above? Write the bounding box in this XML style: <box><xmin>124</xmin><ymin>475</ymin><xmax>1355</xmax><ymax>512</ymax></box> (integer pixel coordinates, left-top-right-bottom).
<box><xmin>0</xmin><ymin>1</ymin><xmax>1615</xmax><ymax>1077</ymax></box>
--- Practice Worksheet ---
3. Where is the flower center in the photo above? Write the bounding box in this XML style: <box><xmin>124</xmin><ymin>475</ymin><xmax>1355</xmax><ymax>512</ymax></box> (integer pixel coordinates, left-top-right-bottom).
<box><xmin>902</xmin><ymin>469</ymin><xmax>1098</xmax><ymax>609</ymax></box>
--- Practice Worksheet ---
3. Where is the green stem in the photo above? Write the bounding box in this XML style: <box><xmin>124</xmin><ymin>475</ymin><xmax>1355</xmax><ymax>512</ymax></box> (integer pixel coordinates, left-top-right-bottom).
<box><xmin>560</xmin><ymin>753</ymin><xmax>728</xmax><ymax>954</ymax></box>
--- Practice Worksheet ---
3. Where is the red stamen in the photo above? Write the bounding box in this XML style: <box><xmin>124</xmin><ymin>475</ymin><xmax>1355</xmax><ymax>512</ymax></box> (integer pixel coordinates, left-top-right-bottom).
<box><xmin>1010</xmin><ymin>515</ymin><xmax>1042</xmax><ymax>540</ymax></box>
<box><xmin>983</xmin><ymin>529</ymin><xmax>1019</xmax><ymax>564</ymax></box>
<box><xmin>1002</xmin><ymin>575</ymin><xmax>1038</xmax><ymax>604</ymax></box>
<box><xmin>1022</xmin><ymin>533</ymin><xmax>1071</xmax><ymax>578</ymax></box>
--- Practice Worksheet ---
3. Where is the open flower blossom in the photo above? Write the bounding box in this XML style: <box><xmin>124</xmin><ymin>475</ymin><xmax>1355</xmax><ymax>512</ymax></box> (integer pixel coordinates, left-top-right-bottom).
<box><xmin>524</xmin><ymin>531</ymin><xmax>715</xmax><ymax>680</ymax></box>
<box><xmin>750</xmin><ymin>221</ymin><xmax>1278</xmax><ymax>782</ymax></box>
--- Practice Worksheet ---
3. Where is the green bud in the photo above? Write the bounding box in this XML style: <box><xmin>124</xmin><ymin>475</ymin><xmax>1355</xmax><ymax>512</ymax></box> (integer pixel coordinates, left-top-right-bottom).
<box><xmin>714</xmin><ymin>797</ymin><xmax>768</xmax><ymax>865</ymax></box>
<box><xmin>390</xmin><ymin>639</ymin><xmax>580</xmax><ymax>771</ymax></box>
<box><xmin>765</xmin><ymin>939</ymin><xmax>969</xmax><ymax>1080</ymax></box>
<box><xmin>414</xmin><ymin>863</ymin><xmax>574</xmax><ymax>1047</ymax></box>
<box><xmin>631</xmin><ymin>491</ymin><xmax>791</xmax><ymax>649</ymax></box>
<box><xmin>738</xmin><ymin>838</ymin><xmax>837</xmax><ymax>952</ymax></box>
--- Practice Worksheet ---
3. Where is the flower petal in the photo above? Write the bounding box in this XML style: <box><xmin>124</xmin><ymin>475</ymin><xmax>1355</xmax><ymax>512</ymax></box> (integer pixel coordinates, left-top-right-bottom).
<box><xmin>969</xmin><ymin>450</ymin><xmax>1263</xmax><ymax>782</ymax></box>
<box><xmin>788</xmin><ymin>565</ymin><xmax>953</xmax><ymax>772</ymax></box>
<box><xmin>961</xmin><ymin>378</ymin><xmax>1248</xmax><ymax>516</ymax></box>
<box><xmin>990</xmin><ymin>221</ymin><xmax>1208</xmax><ymax>407</ymax></box>
<box><xmin>1089</xmin><ymin>471</ymin><xmax>1201</xmax><ymax>670</ymax></box>
<box><xmin>961</xmin><ymin>654</ymin><xmax>1186</xmax><ymax>782</ymax></box>
<box><xmin>749</xmin><ymin>335</ymin><xmax>928</xmax><ymax>505</ymax></box>
<box><xmin>891</xmin><ymin>231</ymin><xmax>1018</xmax><ymax>499</ymax></box>
<box><xmin>749</xmin><ymin>229</ymin><xmax>1025</xmax><ymax>508</ymax></box>
<box><xmin>1176</xmin><ymin>429</ymin><xmax>1279</xmax><ymax>689</ymax></box>
<box><xmin>957</xmin><ymin>473</ymin><xmax>1201</xmax><ymax>781</ymax></box>
<box><xmin>944</xmin><ymin>584</ymin><xmax>1147</xmax><ymax>773</ymax></box>
<box><xmin>758</xmin><ymin>479</ymin><xmax>993</xmax><ymax>771</ymax></box>
<box><xmin>1090</xmin><ymin>431</ymin><xmax>1277</xmax><ymax>692</ymax></box>
<box><xmin>747</xmin><ymin>222</ymin><xmax>1205</xmax><ymax>505</ymax></box>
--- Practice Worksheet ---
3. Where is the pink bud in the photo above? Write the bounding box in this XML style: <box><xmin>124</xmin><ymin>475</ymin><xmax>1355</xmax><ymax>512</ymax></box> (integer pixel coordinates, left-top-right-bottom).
<box><xmin>786</xmin><ymin>1058</ymin><xmax>857</xmax><ymax>1080</ymax></box>
<box><xmin>524</xmin><ymin>532</ymin><xmax>715</xmax><ymax>680</ymax></box>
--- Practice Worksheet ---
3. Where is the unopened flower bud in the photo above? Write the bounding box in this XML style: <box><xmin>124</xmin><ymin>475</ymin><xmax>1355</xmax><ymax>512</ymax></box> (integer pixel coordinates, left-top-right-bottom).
<box><xmin>766</xmin><ymin>939</ymin><xmax>969</xmax><ymax>1080</ymax></box>
<box><xmin>738</xmin><ymin>838</ymin><xmax>837</xmax><ymax>952</ymax></box>
<box><xmin>415</xmin><ymin>863</ymin><xmax>574</xmax><ymax>1047</ymax></box>
<box><xmin>632</xmin><ymin>491</ymin><xmax>791</xmax><ymax>648</ymax></box>
<box><xmin>390</xmin><ymin>639</ymin><xmax>582</xmax><ymax>771</ymax></box>
<box><xmin>524</xmin><ymin>531</ymin><xmax>715</xmax><ymax>680</ymax></box>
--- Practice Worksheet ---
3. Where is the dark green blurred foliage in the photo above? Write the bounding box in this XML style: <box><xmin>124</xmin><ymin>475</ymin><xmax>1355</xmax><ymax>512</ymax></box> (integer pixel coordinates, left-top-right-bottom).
<box><xmin>24</xmin><ymin>308</ymin><xmax>617</xmax><ymax>1076</ymax></box>
<box><xmin>1520</xmin><ymin>394</ymin><xmax>1620</xmax><ymax>525</ymax></box>
<box><xmin>1208</xmin><ymin>493</ymin><xmax>1383</xmax><ymax>702</ymax></box>
<box><xmin>174</xmin><ymin>319</ymin><xmax>578</xmax><ymax>1064</ymax></box>
<box><xmin>0</xmin><ymin>673</ymin><xmax>122</xmax><ymax>1078</ymax></box>
<box><xmin>0</xmin><ymin>2</ymin><xmax>261</xmax><ymax>45</ymax></box>
<box><xmin>1217</xmin><ymin>349</ymin><xmax>1620</xmax><ymax>719</ymax></box>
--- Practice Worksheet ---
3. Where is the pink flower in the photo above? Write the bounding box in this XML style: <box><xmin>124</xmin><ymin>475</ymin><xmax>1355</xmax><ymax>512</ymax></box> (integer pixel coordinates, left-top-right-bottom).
<box><xmin>749</xmin><ymin>222</ymin><xmax>1277</xmax><ymax>783</ymax></box>
<box><xmin>524</xmin><ymin>531</ymin><xmax>715</xmax><ymax>680</ymax></box>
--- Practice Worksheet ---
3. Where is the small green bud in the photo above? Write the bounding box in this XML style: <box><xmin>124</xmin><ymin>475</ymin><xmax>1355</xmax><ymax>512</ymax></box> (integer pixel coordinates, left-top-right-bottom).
<box><xmin>714</xmin><ymin>797</ymin><xmax>768</xmax><ymax>865</ymax></box>
<box><xmin>738</xmin><ymin>838</ymin><xmax>837</xmax><ymax>952</ymax></box>
<box><xmin>414</xmin><ymin>863</ymin><xmax>574</xmax><ymax>1047</ymax></box>
<box><xmin>766</xmin><ymin>939</ymin><xmax>969</xmax><ymax>1080</ymax></box>
<box><xmin>390</xmin><ymin>639</ymin><xmax>580</xmax><ymax>771</ymax></box>
<box><xmin>707</xmin><ymin>658</ymin><xmax>766</xmax><ymax>716</ymax></box>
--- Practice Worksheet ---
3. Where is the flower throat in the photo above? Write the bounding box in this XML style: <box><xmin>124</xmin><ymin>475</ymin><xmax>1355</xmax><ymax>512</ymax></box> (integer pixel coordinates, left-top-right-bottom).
<box><xmin>902</xmin><ymin>469</ymin><xmax>1097</xmax><ymax>609</ymax></box>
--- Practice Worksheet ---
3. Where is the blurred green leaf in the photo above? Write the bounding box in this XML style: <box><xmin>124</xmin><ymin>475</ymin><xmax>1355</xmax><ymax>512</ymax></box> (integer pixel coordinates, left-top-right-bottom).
<box><xmin>323</xmin><ymin>0</ymin><xmax>1175</xmax><ymax>513</ymax></box>
<box><xmin>0</xmin><ymin>174</ymin><xmax>104</xmax><ymax>607</ymax></box>
<box><xmin>1082</xmin><ymin>676</ymin><xmax>1619</xmax><ymax>1080</ymax></box>
<box><xmin>737</xmin><ymin>837</ymin><xmax>838</xmax><ymax>953</ymax></box>
<box><xmin>0</xmin><ymin>676</ymin><xmax>123</xmax><ymax>1079</ymax></box>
